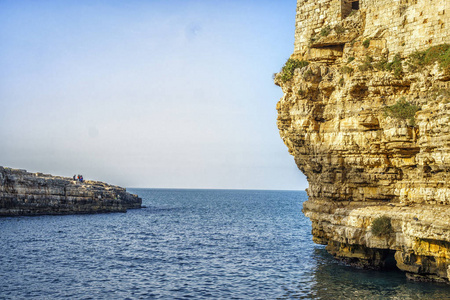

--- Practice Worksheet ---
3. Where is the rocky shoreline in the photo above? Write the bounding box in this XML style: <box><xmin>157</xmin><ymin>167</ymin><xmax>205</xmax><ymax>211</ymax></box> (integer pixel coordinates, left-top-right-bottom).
<box><xmin>0</xmin><ymin>167</ymin><xmax>142</xmax><ymax>216</ymax></box>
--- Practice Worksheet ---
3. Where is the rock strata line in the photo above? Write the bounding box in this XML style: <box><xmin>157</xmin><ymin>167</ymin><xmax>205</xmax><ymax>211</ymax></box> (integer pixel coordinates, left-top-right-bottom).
<box><xmin>0</xmin><ymin>167</ymin><xmax>142</xmax><ymax>216</ymax></box>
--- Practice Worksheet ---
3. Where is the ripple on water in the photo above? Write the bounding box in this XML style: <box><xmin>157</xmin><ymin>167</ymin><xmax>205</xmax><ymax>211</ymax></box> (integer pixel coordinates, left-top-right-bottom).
<box><xmin>1</xmin><ymin>189</ymin><xmax>450</xmax><ymax>299</ymax></box>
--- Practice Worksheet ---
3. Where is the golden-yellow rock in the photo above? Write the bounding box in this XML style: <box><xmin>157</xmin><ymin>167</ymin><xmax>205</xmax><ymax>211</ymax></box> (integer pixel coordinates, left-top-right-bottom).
<box><xmin>277</xmin><ymin>0</ymin><xmax>450</xmax><ymax>283</ymax></box>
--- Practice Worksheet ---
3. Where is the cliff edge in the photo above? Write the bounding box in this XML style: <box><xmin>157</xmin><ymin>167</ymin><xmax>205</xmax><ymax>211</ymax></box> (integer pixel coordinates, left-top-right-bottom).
<box><xmin>276</xmin><ymin>0</ymin><xmax>450</xmax><ymax>282</ymax></box>
<box><xmin>0</xmin><ymin>167</ymin><xmax>142</xmax><ymax>216</ymax></box>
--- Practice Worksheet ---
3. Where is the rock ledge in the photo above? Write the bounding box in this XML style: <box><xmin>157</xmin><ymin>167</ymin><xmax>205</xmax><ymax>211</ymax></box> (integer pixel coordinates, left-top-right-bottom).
<box><xmin>0</xmin><ymin>167</ymin><xmax>142</xmax><ymax>216</ymax></box>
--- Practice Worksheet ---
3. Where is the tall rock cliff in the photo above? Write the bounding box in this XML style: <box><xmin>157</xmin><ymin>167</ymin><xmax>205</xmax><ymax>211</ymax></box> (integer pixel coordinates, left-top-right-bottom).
<box><xmin>276</xmin><ymin>0</ymin><xmax>450</xmax><ymax>282</ymax></box>
<box><xmin>0</xmin><ymin>167</ymin><xmax>142</xmax><ymax>216</ymax></box>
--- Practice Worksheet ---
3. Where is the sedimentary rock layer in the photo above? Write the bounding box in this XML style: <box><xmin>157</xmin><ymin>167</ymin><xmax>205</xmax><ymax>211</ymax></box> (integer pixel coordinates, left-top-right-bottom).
<box><xmin>276</xmin><ymin>0</ymin><xmax>450</xmax><ymax>282</ymax></box>
<box><xmin>0</xmin><ymin>167</ymin><xmax>142</xmax><ymax>216</ymax></box>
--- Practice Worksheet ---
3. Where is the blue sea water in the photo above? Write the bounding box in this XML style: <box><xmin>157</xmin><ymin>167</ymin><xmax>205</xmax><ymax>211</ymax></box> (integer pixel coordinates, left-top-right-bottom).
<box><xmin>1</xmin><ymin>189</ymin><xmax>450</xmax><ymax>299</ymax></box>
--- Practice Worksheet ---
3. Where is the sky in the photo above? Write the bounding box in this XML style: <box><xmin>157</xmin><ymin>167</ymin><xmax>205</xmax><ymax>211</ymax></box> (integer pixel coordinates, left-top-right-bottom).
<box><xmin>0</xmin><ymin>0</ymin><xmax>308</xmax><ymax>190</ymax></box>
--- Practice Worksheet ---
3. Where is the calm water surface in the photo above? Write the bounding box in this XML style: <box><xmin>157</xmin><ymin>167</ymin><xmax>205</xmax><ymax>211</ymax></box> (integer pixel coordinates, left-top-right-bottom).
<box><xmin>1</xmin><ymin>189</ymin><xmax>450</xmax><ymax>299</ymax></box>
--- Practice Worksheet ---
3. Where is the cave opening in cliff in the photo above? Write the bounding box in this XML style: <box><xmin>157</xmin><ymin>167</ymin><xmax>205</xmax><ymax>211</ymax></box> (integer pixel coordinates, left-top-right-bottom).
<box><xmin>383</xmin><ymin>250</ymin><xmax>398</xmax><ymax>270</ymax></box>
<box><xmin>352</xmin><ymin>1</ymin><xmax>360</xmax><ymax>10</ymax></box>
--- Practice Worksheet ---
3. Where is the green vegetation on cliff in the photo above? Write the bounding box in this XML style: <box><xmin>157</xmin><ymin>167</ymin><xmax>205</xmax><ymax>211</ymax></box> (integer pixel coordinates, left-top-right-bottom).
<box><xmin>280</xmin><ymin>58</ymin><xmax>309</xmax><ymax>82</ymax></box>
<box><xmin>408</xmin><ymin>44</ymin><xmax>450</xmax><ymax>72</ymax></box>
<box><xmin>371</xmin><ymin>216</ymin><xmax>392</xmax><ymax>237</ymax></box>
<box><xmin>320</xmin><ymin>25</ymin><xmax>331</xmax><ymax>37</ymax></box>
<box><xmin>372</xmin><ymin>53</ymin><xmax>403</xmax><ymax>79</ymax></box>
<box><xmin>362</xmin><ymin>38</ymin><xmax>370</xmax><ymax>48</ymax></box>
<box><xmin>383</xmin><ymin>97</ymin><xmax>420</xmax><ymax>126</ymax></box>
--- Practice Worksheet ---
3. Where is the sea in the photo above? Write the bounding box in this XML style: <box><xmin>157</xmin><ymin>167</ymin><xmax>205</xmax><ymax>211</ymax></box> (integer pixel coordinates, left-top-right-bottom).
<box><xmin>1</xmin><ymin>189</ymin><xmax>450</xmax><ymax>299</ymax></box>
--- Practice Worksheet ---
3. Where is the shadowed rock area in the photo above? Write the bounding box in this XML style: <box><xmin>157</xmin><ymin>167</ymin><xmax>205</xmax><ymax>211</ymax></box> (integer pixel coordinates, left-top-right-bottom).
<box><xmin>0</xmin><ymin>167</ymin><xmax>142</xmax><ymax>216</ymax></box>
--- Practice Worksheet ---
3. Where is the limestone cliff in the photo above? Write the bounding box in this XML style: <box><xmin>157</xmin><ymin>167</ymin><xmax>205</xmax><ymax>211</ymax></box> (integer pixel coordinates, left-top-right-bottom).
<box><xmin>276</xmin><ymin>0</ymin><xmax>450</xmax><ymax>282</ymax></box>
<box><xmin>0</xmin><ymin>167</ymin><xmax>142</xmax><ymax>216</ymax></box>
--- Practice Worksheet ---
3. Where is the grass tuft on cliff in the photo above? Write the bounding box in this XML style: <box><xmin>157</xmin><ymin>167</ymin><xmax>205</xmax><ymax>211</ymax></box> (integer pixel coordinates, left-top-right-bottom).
<box><xmin>372</xmin><ymin>54</ymin><xmax>403</xmax><ymax>78</ymax></box>
<box><xmin>387</xmin><ymin>54</ymin><xmax>403</xmax><ymax>79</ymax></box>
<box><xmin>320</xmin><ymin>26</ymin><xmax>331</xmax><ymax>37</ymax></box>
<box><xmin>280</xmin><ymin>58</ymin><xmax>309</xmax><ymax>82</ymax></box>
<box><xmin>334</xmin><ymin>25</ymin><xmax>346</xmax><ymax>35</ymax></box>
<box><xmin>358</xmin><ymin>55</ymin><xmax>374</xmax><ymax>72</ymax></box>
<box><xmin>362</xmin><ymin>38</ymin><xmax>371</xmax><ymax>48</ymax></box>
<box><xmin>408</xmin><ymin>44</ymin><xmax>450</xmax><ymax>72</ymax></box>
<box><xmin>371</xmin><ymin>216</ymin><xmax>392</xmax><ymax>237</ymax></box>
<box><xmin>340</xmin><ymin>66</ymin><xmax>354</xmax><ymax>74</ymax></box>
<box><xmin>383</xmin><ymin>97</ymin><xmax>420</xmax><ymax>126</ymax></box>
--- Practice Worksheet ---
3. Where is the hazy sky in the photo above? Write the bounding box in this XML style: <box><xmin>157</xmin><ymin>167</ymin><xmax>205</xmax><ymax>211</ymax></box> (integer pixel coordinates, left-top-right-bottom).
<box><xmin>0</xmin><ymin>0</ymin><xmax>308</xmax><ymax>190</ymax></box>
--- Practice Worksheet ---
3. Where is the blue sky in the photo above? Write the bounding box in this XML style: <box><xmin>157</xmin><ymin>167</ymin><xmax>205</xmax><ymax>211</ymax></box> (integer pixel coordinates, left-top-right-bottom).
<box><xmin>0</xmin><ymin>0</ymin><xmax>308</xmax><ymax>190</ymax></box>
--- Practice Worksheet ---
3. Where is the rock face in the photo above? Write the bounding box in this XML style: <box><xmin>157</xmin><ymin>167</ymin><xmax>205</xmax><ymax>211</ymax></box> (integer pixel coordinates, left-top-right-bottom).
<box><xmin>276</xmin><ymin>0</ymin><xmax>450</xmax><ymax>282</ymax></box>
<box><xmin>0</xmin><ymin>167</ymin><xmax>142</xmax><ymax>216</ymax></box>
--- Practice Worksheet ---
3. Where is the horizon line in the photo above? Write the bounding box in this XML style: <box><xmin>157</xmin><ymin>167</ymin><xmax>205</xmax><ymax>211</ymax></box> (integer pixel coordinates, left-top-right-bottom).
<box><xmin>126</xmin><ymin>187</ymin><xmax>306</xmax><ymax>192</ymax></box>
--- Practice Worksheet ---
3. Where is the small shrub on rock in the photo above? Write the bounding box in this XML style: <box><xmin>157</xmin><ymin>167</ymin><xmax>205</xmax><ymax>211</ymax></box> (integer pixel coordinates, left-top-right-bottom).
<box><xmin>363</xmin><ymin>39</ymin><xmax>371</xmax><ymax>48</ymax></box>
<box><xmin>386</xmin><ymin>53</ymin><xmax>403</xmax><ymax>79</ymax></box>
<box><xmin>280</xmin><ymin>58</ymin><xmax>309</xmax><ymax>82</ymax></box>
<box><xmin>334</xmin><ymin>25</ymin><xmax>346</xmax><ymax>35</ymax></box>
<box><xmin>383</xmin><ymin>97</ymin><xmax>420</xmax><ymax>126</ymax></box>
<box><xmin>320</xmin><ymin>26</ymin><xmax>331</xmax><ymax>37</ymax></box>
<box><xmin>358</xmin><ymin>55</ymin><xmax>373</xmax><ymax>72</ymax></box>
<box><xmin>358</xmin><ymin>63</ymin><xmax>371</xmax><ymax>72</ymax></box>
<box><xmin>340</xmin><ymin>66</ymin><xmax>354</xmax><ymax>74</ymax></box>
<box><xmin>374</xmin><ymin>58</ymin><xmax>388</xmax><ymax>71</ymax></box>
<box><xmin>371</xmin><ymin>216</ymin><xmax>392</xmax><ymax>237</ymax></box>
<box><xmin>303</xmin><ymin>69</ymin><xmax>314</xmax><ymax>79</ymax></box>
<box><xmin>371</xmin><ymin>54</ymin><xmax>403</xmax><ymax>78</ymax></box>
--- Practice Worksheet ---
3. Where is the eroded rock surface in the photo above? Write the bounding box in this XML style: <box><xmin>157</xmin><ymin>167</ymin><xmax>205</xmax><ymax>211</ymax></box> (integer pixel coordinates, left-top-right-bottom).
<box><xmin>276</xmin><ymin>0</ymin><xmax>450</xmax><ymax>282</ymax></box>
<box><xmin>0</xmin><ymin>167</ymin><xmax>142</xmax><ymax>216</ymax></box>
